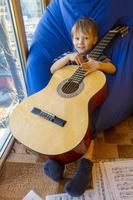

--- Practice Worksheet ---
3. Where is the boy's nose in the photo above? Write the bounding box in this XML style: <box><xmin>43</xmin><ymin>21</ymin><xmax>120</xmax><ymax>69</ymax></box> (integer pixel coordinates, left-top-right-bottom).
<box><xmin>79</xmin><ymin>38</ymin><xmax>84</xmax><ymax>44</ymax></box>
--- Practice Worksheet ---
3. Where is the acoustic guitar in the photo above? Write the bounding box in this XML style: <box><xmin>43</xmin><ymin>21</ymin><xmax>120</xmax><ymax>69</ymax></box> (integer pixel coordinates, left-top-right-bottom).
<box><xmin>10</xmin><ymin>25</ymin><xmax>128</xmax><ymax>164</ymax></box>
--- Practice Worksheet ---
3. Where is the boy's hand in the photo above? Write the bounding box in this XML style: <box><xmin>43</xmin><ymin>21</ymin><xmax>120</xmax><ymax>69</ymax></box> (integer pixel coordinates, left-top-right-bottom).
<box><xmin>82</xmin><ymin>57</ymin><xmax>100</xmax><ymax>75</ymax></box>
<box><xmin>67</xmin><ymin>53</ymin><xmax>79</xmax><ymax>63</ymax></box>
<box><xmin>87</xmin><ymin>57</ymin><xmax>99</xmax><ymax>69</ymax></box>
<box><xmin>50</xmin><ymin>53</ymin><xmax>79</xmax><ymax>74</ymax></box>
<box><xmin>85</xmin><ymin>56</ymin><xmax>116</xmax><ymax>74</ymax></box>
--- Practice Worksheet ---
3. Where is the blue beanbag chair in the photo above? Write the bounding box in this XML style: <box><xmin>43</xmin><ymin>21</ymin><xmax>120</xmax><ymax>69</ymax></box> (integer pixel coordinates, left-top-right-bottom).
<box><xmin>26</xmin><ymin>0</ymin><xmax>133</xmax><ymax>132</ymax></box>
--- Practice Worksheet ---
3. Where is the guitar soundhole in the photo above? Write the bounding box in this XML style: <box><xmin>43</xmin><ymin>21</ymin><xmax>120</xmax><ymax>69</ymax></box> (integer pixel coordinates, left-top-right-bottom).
<box><xmin>57</xmin><ymin>79</ymin><xmax>84</xmax><ymax>98</ymax></box>
<box><xmin>62</xmin><ymin>81</ymin><xmax>79</xmax><ymax>94</ymax></box>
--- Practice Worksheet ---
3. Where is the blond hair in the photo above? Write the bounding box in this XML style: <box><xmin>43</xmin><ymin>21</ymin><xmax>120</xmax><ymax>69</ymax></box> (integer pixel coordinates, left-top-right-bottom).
<box><xmin>71</xmin><ymin>18</ymin><xmax>98</xmax><ymax>38</ymax></box>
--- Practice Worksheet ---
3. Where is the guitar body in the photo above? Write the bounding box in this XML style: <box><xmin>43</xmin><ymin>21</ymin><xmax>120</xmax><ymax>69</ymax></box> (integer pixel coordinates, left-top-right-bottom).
<box><xmin>10</xmin><ymin>65</ymin><xmax>106</xmax><ymax>164</ymax></box>
<box><xmin>10</xmin><ymin>25</ymin><xmax>129</xmax><ymax>164</ymax></box>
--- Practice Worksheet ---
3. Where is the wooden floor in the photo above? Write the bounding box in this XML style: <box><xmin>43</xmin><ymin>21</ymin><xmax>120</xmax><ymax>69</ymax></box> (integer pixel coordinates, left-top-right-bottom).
<box><xmin>0</xmin><ymin>115</ymin><xmax>133</xmax><ymax>200</ymax></box>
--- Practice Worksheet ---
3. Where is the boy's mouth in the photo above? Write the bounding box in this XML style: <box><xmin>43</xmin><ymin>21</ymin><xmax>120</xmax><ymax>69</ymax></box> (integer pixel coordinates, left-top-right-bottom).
<box><xmin>77</xmin><ymin>46</ymin><xmax>86</xmax><ymax>52</ymax></box>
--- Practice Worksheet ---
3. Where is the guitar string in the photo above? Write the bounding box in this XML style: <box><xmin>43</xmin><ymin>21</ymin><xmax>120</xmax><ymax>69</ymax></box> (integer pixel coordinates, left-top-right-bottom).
<box><xmin>62</xmin><ymin>77</ymin><xmax>79</xmax><ymax>93</ymax></box>
<box><xmin>63</xmin><ymin>70</ymin><xmax>86</xmax><ymax>93</ymax></box>
<box><xmin>62</xmin><ymin>68</ymin><xmax>81</xmax><ymax>92</ymax></box>
<box><xmin>62</xmin><ymin>68</ymin><xmax>85</xmax><ymax>93</ymax></box>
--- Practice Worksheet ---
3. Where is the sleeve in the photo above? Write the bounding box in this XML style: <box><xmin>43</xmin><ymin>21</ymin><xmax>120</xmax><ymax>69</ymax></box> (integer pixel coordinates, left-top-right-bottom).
<box><xmin>98</xmin><ymin>54</ymin><xmax>111</xmax><ymax>63</ymax></box>
<box><xmin>52</xmin><ymin>51</ymin><xmax>77</xmax><ymax>66</ymax></box>
<box><xmin>52</xmin><ymin>51</ymin><xmax>71</xmax><ymax>64</ymax></box>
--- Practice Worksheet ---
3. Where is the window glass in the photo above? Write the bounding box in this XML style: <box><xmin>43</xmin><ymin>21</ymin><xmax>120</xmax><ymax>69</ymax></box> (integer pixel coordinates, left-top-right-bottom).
<box><xmin>0</xmin><ymin>0</ymin><xmax>26</xmax><ymax>155</ymax></box>
<box><xmin>20</xmin><ymin>0</ymin><xmax>43</xmax><ymax>47</ymax></box>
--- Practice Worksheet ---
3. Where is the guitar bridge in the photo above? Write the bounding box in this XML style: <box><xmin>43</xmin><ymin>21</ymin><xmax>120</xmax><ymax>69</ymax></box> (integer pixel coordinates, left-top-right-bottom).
<box><xmin>31</xmin><ymin>107</ymin><xmax>66</xmax><ymax>127</ymax></box>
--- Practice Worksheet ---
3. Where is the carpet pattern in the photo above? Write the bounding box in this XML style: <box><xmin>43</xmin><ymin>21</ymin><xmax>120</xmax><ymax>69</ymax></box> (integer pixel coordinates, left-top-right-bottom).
<box><xmin>0</xmin><ymin>162</ymin><xmax>59</xmax><ymax>200</ymax></box>
<box><xmin>0</xmin><ymin>115</ymin><xmax>133</xmax><ymax>199</ymax></box>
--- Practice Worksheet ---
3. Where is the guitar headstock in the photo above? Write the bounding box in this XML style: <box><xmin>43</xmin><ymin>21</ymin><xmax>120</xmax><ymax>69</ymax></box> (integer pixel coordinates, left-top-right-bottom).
<box><xmin>110</xmin><ymin>25</ymin><xmax>129</xmax><ymax>37</ymax></box>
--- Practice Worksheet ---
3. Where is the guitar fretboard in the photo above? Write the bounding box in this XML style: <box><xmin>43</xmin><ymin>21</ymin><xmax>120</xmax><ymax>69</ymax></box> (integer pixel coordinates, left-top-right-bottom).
<box><xmin>89</xmin><ymin>31</ymin><xmax>116</xmax><ymax>60</ymax></box>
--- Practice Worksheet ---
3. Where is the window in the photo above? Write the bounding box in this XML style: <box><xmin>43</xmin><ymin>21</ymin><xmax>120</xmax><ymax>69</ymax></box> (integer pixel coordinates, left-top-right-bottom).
<box><xmin>0</xmin><ymin>0</ymin><xmax>27</xmax><ymax>157</ymax></box>
<box><xmin>0</xmin><ymin>0</ymin><xmax>48</xmax><ymax>161</ymax></box>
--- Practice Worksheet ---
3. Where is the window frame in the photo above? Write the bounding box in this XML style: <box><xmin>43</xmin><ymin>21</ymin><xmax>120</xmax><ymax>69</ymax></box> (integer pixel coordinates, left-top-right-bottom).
<box><xmin>7</xmin><ymin>0</ymin><xmax>28</xmax><ymax>83</ymax></box>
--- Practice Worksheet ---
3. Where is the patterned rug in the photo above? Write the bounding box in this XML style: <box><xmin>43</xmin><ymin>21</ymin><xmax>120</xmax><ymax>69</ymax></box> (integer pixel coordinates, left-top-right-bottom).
<box><xmin>0</xmin><ymin>115</ymin><xmax>133</xmax><ymax>200</ymax></box>
<box><xmin>0</xmin><ymin>142</ymin><xmax>81</xmax><ymax>200</ymax></box>
<box><xmin>0</xmin><ymin>162</ymin><xmax>59</xmax><ymax>200</ymax></box>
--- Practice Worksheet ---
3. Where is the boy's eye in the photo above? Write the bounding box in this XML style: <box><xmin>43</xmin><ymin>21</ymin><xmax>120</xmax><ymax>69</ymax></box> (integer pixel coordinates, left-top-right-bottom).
<box><xmin>84</xmin><ymin>37</ymin><xmax>89</xmax><ymax>40</ymax></box>
<box><xmin>75</xmin><ymin>37</ymin><xmax>79</xmax><ymax>40</ymax></box>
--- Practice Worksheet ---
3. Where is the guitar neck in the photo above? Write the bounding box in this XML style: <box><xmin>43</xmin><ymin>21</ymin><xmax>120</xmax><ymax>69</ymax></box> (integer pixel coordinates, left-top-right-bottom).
<box><xmin>89</xmin><ymin>30</ymin><xmax>118</xmax><ymax>60</ymax></box>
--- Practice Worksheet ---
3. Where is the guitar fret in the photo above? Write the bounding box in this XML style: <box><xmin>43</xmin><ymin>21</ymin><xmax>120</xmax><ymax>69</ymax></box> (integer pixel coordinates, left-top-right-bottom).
<box><xmin>75</xmin><ymin>68</ymin><xmax>84</xmax><ymax>72</ymax></box>
<box><xmin>91</xmin><ymin>48</ymin><xmax>103</xmax><ymax>52</ymax></box>
<box><xmin>98</xmin><ymin>40</ymin><xmax>108</xmax><ymax>45</ymax></box>
<box><xmin>95</xmin><ymin>46</ymin><xmax>106</xmax><ymax>49</ymax></box>
<box><xmin>75</xmin><ymin>72</ymin><xmax>85</xmax><ymax>76</ymax></box>
<box><xmin>101</xmin><ymin>40</ymin><xmax>111</xmax><ymax>44</ymax></box>
<box><xmin>100</xmin><ymin>40</ymin><xmax>109</xmax><ymax>43</ymax></box>
<box><xmin>107</xmin><ymin>31</ymin><xmax>116</xmax><ymax>35</ymax></box>
<box><xmin>102</xmin><ymin>32</ymin><xmax>115</xmax><ymax>39</ymax></box>
<box><xmin>78</xmin><ymin>68</ymin><xmax>85</xmax><ymax>73</ymax></box>
<box><xmin>92</xmin><ymin>55</ymin><xmax>100</xmax><ymax>60</ymax></box>
<box><xmin>72</xmin><ymin>75</ymin><xmax>83</xmax><ymax>80</ymax></box>
<box><xmin>72</xmin><ymin>78</ymin><xmax>82</xmax><ymax>82</ymax></box>
<box><xmin>72</xmin><ymin>74</ymin><xmax>84</xmax><ymax>79</ymax></box>
<box><xmin>71</xmin><ymin>73</ymin><xmax>84</xmax><ymax>79</ymax></box>
<box><xmin>90</xmin><ymin>52</ymin><xmax>100</xmax><ymax>56</ymax></box>
<box><xmin>102</xmin><ymin>35</ymin><xmax>116</xmax><ymax>42</ymax></box>
<box><xmin>104</xmin><ymin>35</ymin><xmax>114</xmax><ymax>40</ymax></box>
<box><xmin>73</xmin><ymin>74</ymin><xmax>84</xmax><ymax>78</ymax></box>
<box><xmin>98</xmin><ymin>42</ymin><xmax>108</xmax><ymax>46</ymax></box>
<box><xmin>72</xmin><ymin>69</ymin><xmax>85</xmax><ymax>76</ymax></box>
<box><xmin>77</xmin><ymin>70</ymin><xmax>85</xmax><ymax>74</ymax></box>
<box><xmin>92</xmin><ymin>53</ymin><xmax>100</xmax><ymax>57</ymax></box>
<box><xmin>92</xmin><ymin>50</ymin><xmax>102</xmax><ymax>56</ymax></box>
<box><xmin>91</xmin><ymin>50</ymin><xmax>103</xmax><ymax>58</ymax></box>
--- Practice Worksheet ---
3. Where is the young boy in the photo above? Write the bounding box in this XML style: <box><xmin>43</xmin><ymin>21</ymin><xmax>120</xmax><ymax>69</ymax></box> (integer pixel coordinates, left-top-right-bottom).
<box><xmin>44</xmin><ymin>18</ymin><xmax>116</xmax><ymax>197</ymax></box>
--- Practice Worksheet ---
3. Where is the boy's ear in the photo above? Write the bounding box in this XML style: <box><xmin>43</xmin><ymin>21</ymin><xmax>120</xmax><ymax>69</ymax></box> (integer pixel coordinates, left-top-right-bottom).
<box><xmin>93</xmin><ymin>37</ymin><xmax>98</xmax><ymax>45</ymax></box>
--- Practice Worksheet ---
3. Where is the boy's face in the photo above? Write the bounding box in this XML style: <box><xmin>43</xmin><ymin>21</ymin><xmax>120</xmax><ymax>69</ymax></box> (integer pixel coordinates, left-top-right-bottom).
<box><xmin>72</xmin><ymin>30</ymin><xmax>97</xmax><ymax>54</ymax></box>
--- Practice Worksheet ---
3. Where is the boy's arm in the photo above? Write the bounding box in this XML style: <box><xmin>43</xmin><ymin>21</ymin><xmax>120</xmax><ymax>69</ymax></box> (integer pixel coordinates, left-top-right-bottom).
<box><xmin>98</xmin><ymin>61</ymin><xmax>116</xmax><ymax>74</ymax></box>
<box><xmin>85</xmin><ymin>57</ymin><xmax>116</xmax><ymax>75</ymax></box>
<box><xmin>50</xmin><ymin>53</ymin><xmax>78</xmax><ymax>74</ymax></box>
<box><xmin>50</xmin><ymin>55</ymin><xmax>69</xmax><ymax>74</ymax></box>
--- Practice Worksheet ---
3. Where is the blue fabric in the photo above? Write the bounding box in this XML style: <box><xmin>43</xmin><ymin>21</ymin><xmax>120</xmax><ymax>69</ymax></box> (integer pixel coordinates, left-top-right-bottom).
<box><xmin>26</xmin><ymin>0</ymin><xmax>133</xmax><ymax>132</ymax></box>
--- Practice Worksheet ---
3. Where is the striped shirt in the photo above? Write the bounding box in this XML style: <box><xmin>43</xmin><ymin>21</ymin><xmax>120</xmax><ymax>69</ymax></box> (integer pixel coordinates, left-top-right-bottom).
<box><xmin>53</xmin><ymin>51</ymin><xmax>111</xmax><ymax>66</ymax></box>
